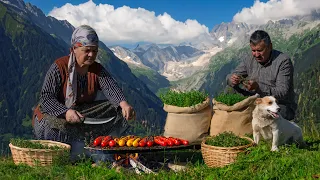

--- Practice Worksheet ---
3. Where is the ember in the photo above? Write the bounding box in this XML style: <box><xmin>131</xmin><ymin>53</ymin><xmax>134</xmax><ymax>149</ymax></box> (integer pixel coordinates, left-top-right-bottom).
<box><xmin>86</xmin><ymin>145</ymin><xmax>201</xmax><ymax>174</ymax></box>
<box><xmin>111</xmin><ymin>152</ymin><xmax>171</xmax><ymax>174</ymax></box>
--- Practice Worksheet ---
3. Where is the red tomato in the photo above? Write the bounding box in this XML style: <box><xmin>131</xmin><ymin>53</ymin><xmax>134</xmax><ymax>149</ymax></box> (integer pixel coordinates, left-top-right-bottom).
<box><xmin>182</xmin><ymin>140</ymin><xmax>189</xmax><ymax>145</ymax></box>
<box><xmin>101</xmin><ymin>136</ymin><xmax>112</xmax><ymax>147</ymax></box>
<box><xmin>109</xmin><ymin>140</ymin><xmax>116</xmax><ymax>147</ymax></box>
<box><xmin>159</xmin><ymin>141</ymin><xmax>167</xmax><ymax>146</ymax></box>
<box><xmin>154</xmin><ymin>137</ymin><xmax>160</xmax><ymax>145</ymax></box>
<box><xmin>93</xmin><ymin>136</ymin><xmax>104</xmax><ymax>146</ymax></box>
<box><xmin>101</xmin><ymin>141</ymin><xmax>108</xmax><ymax>147</ymax></box>
<box><xmin>167</xmin><ymin>140</ymin><xmax>174</xmax><ymax>146</ymax></box>
<box><xmin>174</xmin><ymin>139</ymin><xmax>181</xmax><ymax>146</ymax></box>
<box><xmin>139</xmin><ymin>141</ymin><xmax>146</xmax><ymax>147</ymax></box>
<box><xmin>146</xmin><ymin>141</ymin><xmax>153</xmax><ymax>147</ymax></box>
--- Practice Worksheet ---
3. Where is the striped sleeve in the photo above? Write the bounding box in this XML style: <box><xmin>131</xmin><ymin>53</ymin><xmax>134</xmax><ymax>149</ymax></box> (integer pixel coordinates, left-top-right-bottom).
<box><xmin>39</xmin><ymin>63</ymin><xmax>69</xmax><ymax>117</ymax></box>
<box><xmin>98</xmin><ymin>67</ymin><xmax>127</xmax><ymax>106</ymax></box>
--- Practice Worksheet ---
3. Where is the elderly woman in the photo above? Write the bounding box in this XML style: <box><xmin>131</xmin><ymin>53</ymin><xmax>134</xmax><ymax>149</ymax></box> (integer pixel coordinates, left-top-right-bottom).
<box><xmin>32</xmin><ymin>25</ymin><xmax>135</xmax><ymax>160</ymax></box>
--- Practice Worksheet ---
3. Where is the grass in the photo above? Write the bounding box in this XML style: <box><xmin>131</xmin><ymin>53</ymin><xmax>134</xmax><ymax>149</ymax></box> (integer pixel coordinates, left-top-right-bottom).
<box><xmin>1</xmin><ymin>137</ymin><xmax>320</xmax><ymax>179</ymax></box>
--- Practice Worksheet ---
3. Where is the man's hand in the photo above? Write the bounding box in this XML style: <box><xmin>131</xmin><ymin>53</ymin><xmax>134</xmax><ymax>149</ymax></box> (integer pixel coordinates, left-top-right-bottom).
<box><xmin>65</xmin><ymin>109</ymin><xmax>83</xmax><ymax>123</ymax></box>
<box><xmin>243</xmin><ymin>80</ymin><xmax>259</xmax><ymax>91</ymax></box>
<box><xmin>230</xmin><ymin>74</ymin><xmax>241</xmax><ymax>86</ymax></box>
<box><xmin>120</xmin><ymin>101</ymin><xmax>135</xmax><ymax>120</ymax></box>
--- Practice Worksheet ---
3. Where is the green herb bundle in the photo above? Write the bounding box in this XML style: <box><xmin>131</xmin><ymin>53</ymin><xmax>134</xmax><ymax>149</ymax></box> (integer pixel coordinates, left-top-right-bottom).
<box><xmin>205</xmin><ymin>132</ymin><xmax>251</xmax><ymax>147</ymax></box>
<box><xmin>10</xmin><ymin>138</ymin><xmax>63</xmax><ymax>150</ymax></box>
<box><xmin>214</xmin><ymin>93</ymin><xmax>247</xmax><ymax>106</ymax></box>
<box><xmin>159</xmin><ymin>90</ymin><xmax>208</xmax><ymax>107</ymax></box>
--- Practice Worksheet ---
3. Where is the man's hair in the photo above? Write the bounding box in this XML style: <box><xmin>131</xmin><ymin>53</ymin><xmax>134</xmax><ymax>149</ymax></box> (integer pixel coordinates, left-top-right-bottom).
<box><xmin>250</xmin><ymin>30</ymin><xmax>271</xmax><ymax>46</ymax></box>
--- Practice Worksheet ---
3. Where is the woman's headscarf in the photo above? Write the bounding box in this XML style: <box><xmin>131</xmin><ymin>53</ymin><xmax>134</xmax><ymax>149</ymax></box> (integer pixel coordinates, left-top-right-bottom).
<box><xmin>65</xmin><ymin>25</ymin><xmax>99</xmax><ymax>108</ymax></box>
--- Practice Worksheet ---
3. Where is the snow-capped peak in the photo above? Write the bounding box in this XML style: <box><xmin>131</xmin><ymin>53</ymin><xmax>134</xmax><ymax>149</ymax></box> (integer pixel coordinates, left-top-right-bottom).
<box><xmin>218</xmin><ymin>36</ymin><xmax>225</xmax><ymax>42</ymax></box>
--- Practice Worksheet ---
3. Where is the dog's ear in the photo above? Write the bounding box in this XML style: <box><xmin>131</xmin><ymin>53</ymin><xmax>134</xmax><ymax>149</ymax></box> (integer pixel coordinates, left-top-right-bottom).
<box><xmin>255</xmin><ymin>98</ymin><xmax>262</xmax><ymax>105</ymax></box>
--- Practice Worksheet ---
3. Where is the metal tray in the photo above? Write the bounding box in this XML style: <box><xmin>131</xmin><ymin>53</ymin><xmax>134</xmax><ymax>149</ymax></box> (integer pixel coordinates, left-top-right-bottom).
<box><xmin>85</xmin><ymin>143</ymin><xmax>200</xmax><ymax>153</ymax></box>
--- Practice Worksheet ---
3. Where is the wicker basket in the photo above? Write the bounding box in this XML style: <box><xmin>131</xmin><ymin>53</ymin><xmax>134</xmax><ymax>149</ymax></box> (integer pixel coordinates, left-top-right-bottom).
<box><xmin>201</xmin><ymin>136</ymin><xmax>254</xmax><ymax>168</ymax></box>
<box><xmin>9</xmin><ymin>140</ymin><xmax>71</xmax><ymax>166</ymax></box>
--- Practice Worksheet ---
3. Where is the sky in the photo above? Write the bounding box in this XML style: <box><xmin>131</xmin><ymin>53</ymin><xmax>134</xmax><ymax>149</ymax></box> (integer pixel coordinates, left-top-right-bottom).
<box><xmin>24</xmin><ymin>0</ymin><xmax>320</xmax><ymax>46</ymax></box>
<box><xmin>25</xmin><ymin>0</ymin><xmax>269</xmax><ymax>30</ymax></box>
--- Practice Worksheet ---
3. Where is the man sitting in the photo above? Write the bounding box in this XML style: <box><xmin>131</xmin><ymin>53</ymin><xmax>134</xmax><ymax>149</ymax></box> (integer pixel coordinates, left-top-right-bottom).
<box><xmin>226</xmin><ymin>30</ymin><xmax>297</xmax><ymax>120</ymax></box>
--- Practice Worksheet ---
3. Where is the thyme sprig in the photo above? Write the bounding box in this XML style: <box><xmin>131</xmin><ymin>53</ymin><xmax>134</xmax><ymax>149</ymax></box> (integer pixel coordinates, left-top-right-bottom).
<box><xmin>159</xmin><ymin>90</ymin><xmax>208</xmax><ymax>107</ymax></box>
<box><xmin>205</xmin><ymin>132</ymin><xmax>251</xmax><ymax>147</ymax></box>
<box><xmin>10</xmin><ymin>138</ymin><xmax>64</xmax><ymax>150</ymax></box>
<box><xmin>214</xmin><ymin>93</ymin><xmax>247</xmax><ymax>106</ymax></box>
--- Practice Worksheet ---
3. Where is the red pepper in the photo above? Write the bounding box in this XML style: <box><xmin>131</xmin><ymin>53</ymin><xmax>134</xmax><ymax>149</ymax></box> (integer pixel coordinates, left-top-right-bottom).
<box><xmin>108</xmin><ymin>140</ymin><xmax>116</xmax><ymax>147</ymax></box>
<box><xmin>178</xmin><ymin>138</ymin><xmax>189</xmax><ymax>145</ymax></box>
<box><xmin>154</xmin><ymin>136</ymin><xmax>167</xmax><ymax>146</ymax></box>
<box><xmin>154</xmin><ymin>136</ymin><xmax>160</xmax><ymax>145</ymax></box>
<box><xmin>139</xmin><ymin>137</ymin><xmax>148</xmax><ymax>147</ymax></box>
<box><xmin>168</xmin><ymin>137</ymin><xmax>181</xmax><ymax>146</ymax></box>
<box><xmin>93</xmin><ymin>136</ymin><xmax>104</xmax><ymax>146</ymax></box>
<box><xmin>101</xmin><ymin>136</ymin><xmax>112</xmax><ymax>147</ymax></box>
<box><xmin>164</xmin><ymin>137</ymin><xmax>174</xmax><ymax>146</ymax></box>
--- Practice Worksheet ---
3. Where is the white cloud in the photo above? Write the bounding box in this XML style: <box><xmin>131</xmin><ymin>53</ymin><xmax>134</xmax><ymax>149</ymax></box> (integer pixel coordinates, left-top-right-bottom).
<box><xmin>233</xmin><ymin>0</ymin><xmax>320</xmax><ymax>24</ymax></box>
<box><xmin>48</xmin><ymin>0</ymin><xmax>210</xmax><ymax>45</ymax></box>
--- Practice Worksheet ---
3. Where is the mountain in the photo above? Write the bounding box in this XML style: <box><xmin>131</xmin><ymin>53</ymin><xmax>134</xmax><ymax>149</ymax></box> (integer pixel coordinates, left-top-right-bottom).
<box><xmin>139</xmin><ymin>44</ymin><xmax>176</xmax><ymax>71</ymax></box>
<box><xmin>0</xmin><ymin>1</ymin><xmax>69</xmax><ymax>137</ymax></box>
<box><xmin>110</xmin><ymin>45</ymin><xmax>171</xmax><ymax>94</ymax></box>
<box><xmin>133</xmin><ymin>44</ymin><xmax>205</xmax><ymax>70</ymax></box>
<box><xmin>128</xmin><ymin>66</ymin><xmax>170</xmax><ymax>95</ymax></box>
<box><xmin>292</xmin><ymin>29</ymin><xmax>320</xmax><ymax>127</ymax></box>
<box><xmin>210</xmin><ymin>22</ymin><xmax>251</xmax><ymax>48</ymax></box>
<box><xmin>111</xmin><ymin>43</ymin><xmax>224</xmax><ymax>82</ymax></box>
<box><xmin>110</xmin><ymin>46</ymin><xmax>145</xmax><ymax>67</ymax></box>
<box><xmin>1</xmin><ymin>0</ymin><xmax>74</xmax><ymax>44</ymax></box>
<box><xmin>178</xmin><ymin>33</ymin><xmax>219</xmax><ymax>50</ymax></box>
<box><xmin>0</xmin><ymin>0</ymin><xmax>166</xmax><ymax>141</ymax></box>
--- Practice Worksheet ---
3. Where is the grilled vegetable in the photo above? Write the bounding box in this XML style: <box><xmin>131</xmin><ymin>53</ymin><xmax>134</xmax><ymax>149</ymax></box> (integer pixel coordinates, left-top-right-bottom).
<box><xmin>146</xmin><ymin>136</ymin><xmax>154</xmax><ymax>147</ymax></box>
<box><xmin>163</xmin><ymin>137</ymin><xmax>174</xmax><ymax>146</ymax></box>
<box><xmin>179</xmin><ymin>138</ymin><xmax>189</xmax><ymax>145</ymax></box>
<box><xmin>93</xmin><ymin>136</ymin><xmax>104</xmax><ymax>146</ymax></box>
<box><xmin>101</xmin><ymin>136</ymin><xmax>112</xmax><ymax>147</ymax></box>
<box><xmin>113</xmin><ymin>137</ymin><xmax>120</xmax><ymax>143</ymax></box>
<box><xmin>117</xmin><ymin>135</ymin><xmax>133</xmax><ymax>147</ymax></box>
<box><xmin>139</xmin><ymin>140</ymin><xmax>146</xmax><ymax>147</ymax></box>
<box><xmin>120</xmin><ymin>135</ymin><xmax>133</xmax><ymax>141</ymax></box>
<box><xmin>132</xmin><ymin>138</ymin><xmax>141</xmax><ymax>147</ymax></box>
<box><xmin>108</xmin><ymin>140</ymin><xmax>116</xmax><ymax>147</ymax></box>
<box><xmin>169</xmin><ymin>137</ymin><xmax>181</xmax><ymax>146</ymax></box>
<box><xmin>126</xmin><ymin>137</ymin><xmax>137</xmax><ymax>147</ymax></box>
<box><xmin>154</xmin><ymin>136</ymin><xmax>167</xmax><ymax>146</ymax></box>
<box><xmin>118</xmin><ymin>139</ymin><xmax>126</xmax><ymax>147</ymax></box>
<box><xmin>166</xmin><ymin>139</ymin><xmax>174</xmax><ymax>146</ymax></box>
<box><xmin>139</xmin><ymin>137</ymin><xmax>148</xmax><ymax>147</ymax></box>
<box><xmin>146</xmin><ymin>141</ymin><xmax>153</xmax><ymax>147</ymax></box>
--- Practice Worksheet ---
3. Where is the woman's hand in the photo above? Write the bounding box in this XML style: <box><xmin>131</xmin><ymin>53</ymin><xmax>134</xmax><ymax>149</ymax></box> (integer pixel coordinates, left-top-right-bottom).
<box><xmin>65</xmin><ymin>109</ymin><xmax>84</xmax><ymax>123</ymax></box>
<box><xmin>119</xmin><ymin>101</ymin><xmax>135</xmax><ymax>120</ymax></box>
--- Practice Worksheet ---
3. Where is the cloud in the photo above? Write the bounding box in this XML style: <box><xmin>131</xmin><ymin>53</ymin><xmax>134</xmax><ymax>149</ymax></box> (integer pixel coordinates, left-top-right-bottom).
<box><xmin>233</xmin><ymin>0</ymin><xmax>320</xmax><ymax>24</ymax></box>
<box><xmin>48</xmin><ymin>0</ymin><xmax>210</xmax><ymax>45</ymax></box>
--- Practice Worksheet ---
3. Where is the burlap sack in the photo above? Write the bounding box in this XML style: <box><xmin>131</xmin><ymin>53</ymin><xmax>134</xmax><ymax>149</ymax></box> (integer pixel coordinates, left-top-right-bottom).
<box><xmin>163</xmin><ymin>98</ymin><xmax>212</xmax><ymax>143</ymax></box>
<box><xmin>210</xmin><ymin>95</ymin><xmax>258</xmax><ymax>136</ymax></box>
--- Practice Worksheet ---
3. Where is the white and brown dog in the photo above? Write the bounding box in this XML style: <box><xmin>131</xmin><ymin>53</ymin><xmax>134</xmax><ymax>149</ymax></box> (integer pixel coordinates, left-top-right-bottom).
<box><xmin>252</xmin><ymin>96</ymin><xmax>305</xmax><ymax>151</ymax></box>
